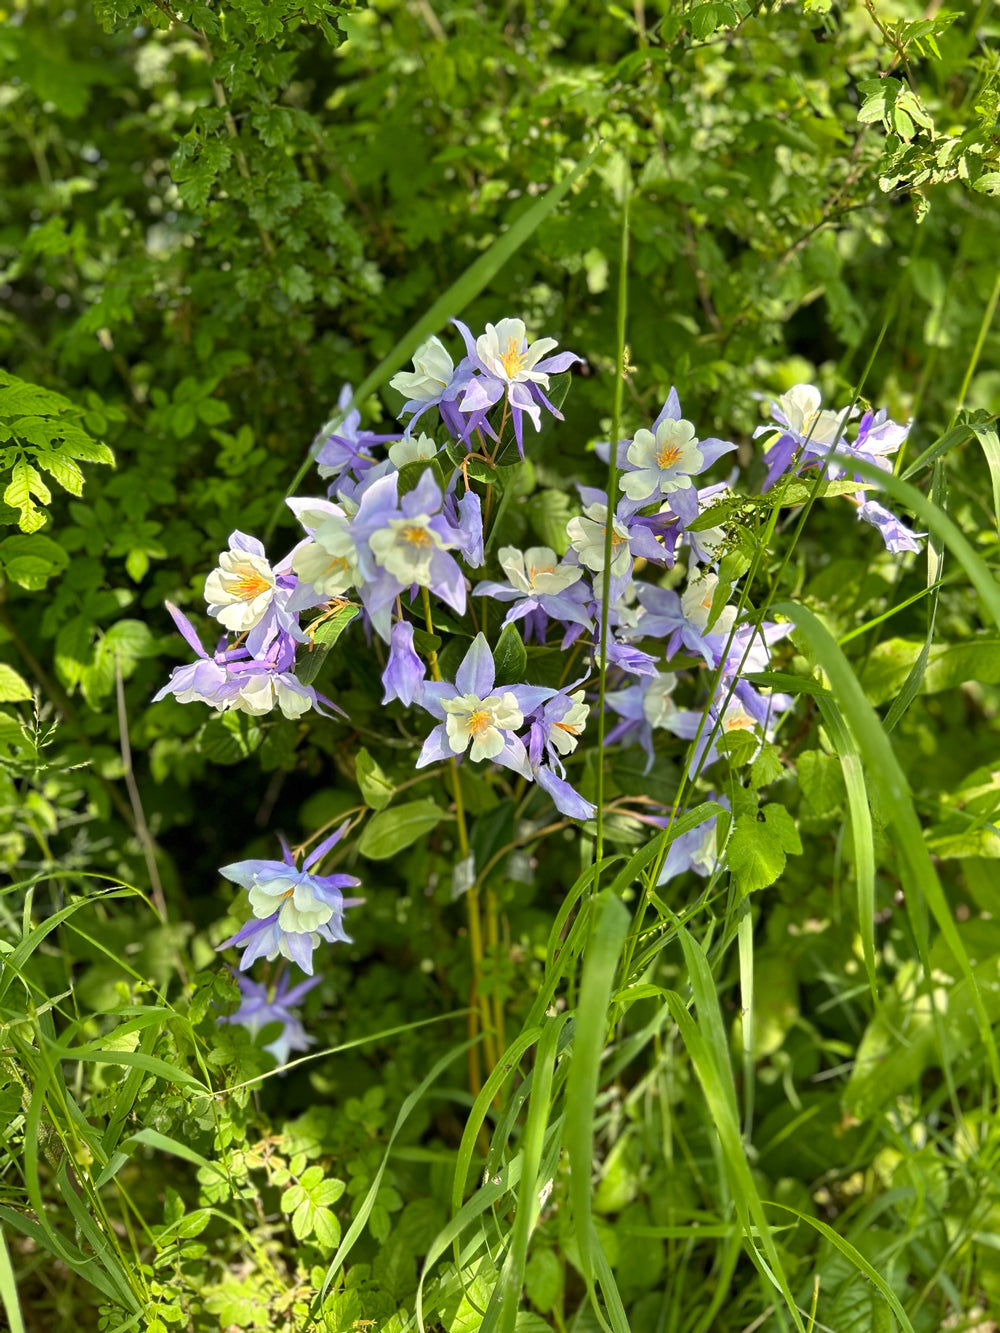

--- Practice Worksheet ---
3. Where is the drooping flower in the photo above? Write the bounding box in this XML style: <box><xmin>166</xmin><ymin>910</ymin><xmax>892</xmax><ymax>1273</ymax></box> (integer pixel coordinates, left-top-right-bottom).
<box><xmin>753</xmin><ymin>383</ymin><xmax>857</xmax><ymax>491</ymax></box>
<box><xmin>382</xmin><ymin>619</ymin><xmax>427</xmax><ymax>706</ymax></box>
<box><xmin>217</xmin><ymin>826</ymin><xmax>363</xmax><ymax>975</ymax></box>
<box><xmin>605</xmin><ymin>670</ymin><xmax>685</xmax><ymax>771</ymax></box>
<box><xmin>524</xmin><ymin>688</ymin><xmax>596</xmax><ymax>819</ymax></box>
<box><xmin>219</xmin><ymin>971</ymin><xmax>322</xmax><ymax>1066</ymax></box>
<box><xmin>655</xmin><ymin>800</ymin><xmax>729</xmax><ymax>885</ymax></box>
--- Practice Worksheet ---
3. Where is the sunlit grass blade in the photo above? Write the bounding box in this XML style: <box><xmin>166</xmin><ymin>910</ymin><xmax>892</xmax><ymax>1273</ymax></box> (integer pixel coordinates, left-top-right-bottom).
<box><xmin>564</xmin><ymin>891</ymin><xmax>630</xmax><ymax>1305</ymax></box>
<box><xmin>815</xmin><ymin>697</ymin><xmax>877</xmax><ymax>999</ymax></box>
<box><xmin>493</xmin><ymin>1014</ymin><xmax>567</xmax><ymax>1333</ymax></box>
<box><xmin>971</xmin><ymin>420</ymin><xmax>1000</xmax><ymax>534</ymax></box>
<box><xmin>779</xmin><ymin>600</ymin><xmax>1000</xmax><ymax>1090</ymax></box>
<box><xmin>0</xmin><ymin>1222</ymin><xmax>25</xmax><ymax>1333</ymax></box>
<box><xmin>884</xmin><ymin>461</ymin><xmax>945</xmax><ymax>733</ymax></box>
<box><xmin>767</xmin><ymin>1201</ymin><xmax>914</xmax><ymax>1332</ymax></box>
<box><xmin>94</xmin><ymin>1127</ymin><xmax>229</xmax><ymax>1190</ymax></box>
<box><xmin>736</xmin><ymin>900</ymin><xmax>756</xmax><ymax>1134</ymax></box>
<box><xmin>267</xmin><ymin>142</ymin><xmax>604</xmax><ymax>538</ymax></box>
<box><xmin>56</xmin><ymin>1162</ymin><xmax>142</xmax><ymax>1313</ymax></box>
<box><xmin>663</xmin><ymin>980</ymin><xmax>805</xmax><ymax>1332</ymax></box>
<box><xmin>0</xmin><ymin>887</ymin><xmax>136</xmax><ymax>1006</ymax></box>
<box><xmin>315</xmin><ymin>1038</ymin><xmax>476</xmax><ymax>1313</ymax></box>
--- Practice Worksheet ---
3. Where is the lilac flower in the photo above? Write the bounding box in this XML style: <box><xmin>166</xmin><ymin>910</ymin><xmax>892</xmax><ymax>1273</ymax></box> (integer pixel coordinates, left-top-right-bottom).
<box><xmin>453</xmin><ymin>317</ymin><xmax>582</xmax><ymax>457</ymax></box>
<box><xmin>217</xmin><ymin>827</ymin><xmax>363</xmax><ymax>975</ymax></box>
<box><xmin>473</xmin><ymin>545</ymin><xmax>593</xmax><ymax>640</ymax></box>
<box><xmin>153</xmin><ymin>602</ymin><xmax>255</xmax><ymax>709</ymax></box>
<box><xmin>351</xmin><ymin>471</ymin><xmax>471</xmax><ymax>639</ymax></box>
<box><xmin>315</xmin><ymin>383</ymin><xmax>401</xmax><ymax>487</ymax></box>
<box><xmin>382</xmin><ymin>619</ymin><xmax>426</xmax><ymax>706</ymax></box>
<box><xmin>219</xmin><ymin>972</ymin><xmax>322</xmax><ymax>1066</ymax></box>
<box><xmin>566</xmin><ymin>493</ymin><xmax>671</xmax><ymax>589</ymax></box>
<box><xmin>625</xmin><ymin>574</ymin><xmax>736</xmax><ymax>668</ymax></box>
<box><xmin>388</xmin><ymin>432</ymin><xmax>440</xmax><ymax>469</ymax></box>
<box><xmin>389</xmin><ymin>336</ymin><xmax>474</xmax><ymax>439</ymax></box>
<box><xmin>416</xmin><ymin>633</ymin><xmax>553</xmax><ymax>776</ymax></box>
<box><xmin>223</xmin><ymin>629</ymin><xmax>334</xmax><ymax>720</ymax></box>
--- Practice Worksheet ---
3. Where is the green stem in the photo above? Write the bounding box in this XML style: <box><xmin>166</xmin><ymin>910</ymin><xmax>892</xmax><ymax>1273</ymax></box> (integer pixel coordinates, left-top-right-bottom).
<box><xmin>593</xmin><ymin>179</ymin><xmax>631</xmax><ymax>886</ymax></box>
<box><xmin>954</xmin><ymin>268</ymin><xmax>1000</xmax><ymax>418</ymax></box>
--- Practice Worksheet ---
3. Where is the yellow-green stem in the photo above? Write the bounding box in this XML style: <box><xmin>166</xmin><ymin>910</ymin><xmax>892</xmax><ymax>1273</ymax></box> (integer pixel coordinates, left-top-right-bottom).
<box><xmin>419</xmin><ymin>587</ymin><xmax>495</xmax><ymax>1077</ymax></box>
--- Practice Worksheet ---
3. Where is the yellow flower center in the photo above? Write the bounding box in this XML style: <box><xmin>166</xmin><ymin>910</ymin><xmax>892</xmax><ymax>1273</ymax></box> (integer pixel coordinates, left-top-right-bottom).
<box><xmin>500</xmin><ymin>336</ymin><xmax>528</xmax><ymax>378</ymax></box>
<box><xmin>400</xmin><ymin>525</ymin><xmax>433</xmax><ymax>548</ymax></box>
<box><xmin>466</xmin><ymin>709</ymin><xmax>492</xmax><ymax>737</ymax></box>
<box><xmin>527</xmin><ymin>563</ymin><xmax>555</xmax><ymax>587</ymax></box>
<box><xmin>656</xmin><ymin>443</ymin><xmax>683</xmax><ymax>469</ymax></box>
<box><xmin>234</xmin><ymin>570</ymin><xmax>271</xmax><ymax>600</ymax></box>
<box><xmin>725</xmin><ymin>714</ymin><xmax>754</xmax><ymax>732</ymax></box>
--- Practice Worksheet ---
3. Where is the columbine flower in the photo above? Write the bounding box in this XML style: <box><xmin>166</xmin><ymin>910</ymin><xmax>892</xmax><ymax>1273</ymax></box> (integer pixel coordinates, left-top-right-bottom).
<box><xmin>857</xmin><ymin>499</ymin><xmax>924</xmax><ymax>553</ymax></box>
<box><xmin>474</xmin><ymin>545</ymin><xmax>592</xmax><ymax>640</ymax></box>
<box><xmin>382</xmin><ymin>619</ymin><xmax>426</xmax><ymax>706</ymax></box>
<box><xmin>389</xmin><ymin>337</ymin><xmax>472</xmax><ymax>438</ymax></box>
<box><xmin>680</xmin><ymin>570</ymin><xmax>738</xmax><ymax>638</ymax></box>
<box><xmin>416</xmin><ymin>633</ymin><xmax>553</xmax><ymax>775</ymax></box>
<box><xmin>566</xmin><ymin>504</ymin><xmax>633</xmax><ymax>579</ymax></box>
<box><xmin>153</xmin><ymin>602</ymin><xmax>247</xmax><ymax>708</ymax></box>
<box><xmin>352</xmin><ymin>471</ymin><xmax>470</xmax><ymax>639</ymax></box>
<box><xmin>217</xmin><ymin>826</ymin><xmax>362</xmax><ymax>975</ymax></box>
<box><xmin>388</xmin><ymin>432</ymin><xmax>439</xmax><ymax>469</ymax></box>
<box><xmin>525</xmin><ymin>688</ymin><xmax>596</xmax><ymax>819</ymax></box>
<box><xmin>754</xmin><ymin>383</ymin><xmax>857</xmax><ymax>491</ymax></box>
<box><xmin>655</xmin><ymin>800</ymin><xmax>729</xmax><ymax>885</ymax></box>
<box><xmin>219</xmin><ymin>972</ymin><xmax>322</xmax><ymax>1066</ymax></box>
<box><xmin>621</xmin><ymin>418</ymin><xmax>704</xmax><ymax>503</ymax></box>
<box><xmin>453</xmin><ymin>317</ymin><xmax>582</xmax><ymax>457</ymax></box>
<box><xmin>315</xmin><ymin>383</ymin><xmax>401</xmax><ymax>486</ymax></box>
<box><xmin>605</xmin><ymin>670</ymin><xmax>684</xmax><ymax>771</ymax></box>
<box><xmin>285</xmin><ymin>498</ymin><xmax>360</xmax><ymax>610</ymax></box>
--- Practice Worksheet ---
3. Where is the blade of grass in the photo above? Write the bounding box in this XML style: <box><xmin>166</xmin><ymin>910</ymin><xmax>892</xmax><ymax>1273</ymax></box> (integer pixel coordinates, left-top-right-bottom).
<box><xmin>815</xmin><ymin>697</ymin><xmax>877</xmax><ymax>1000</ymax></box>
<box><xmin>778</xmin><ymin>600</ymin><xmax>1000</xmax><ymax>1090</ymax></box>
<box><xmin>593</xmin><ymin>168</ymin><xmax>630</xmax><ymax>882</ymax></box>
<box><xmin>266</xmin><ymin>142</ymin><xmax>604</xmax><ymax>540</ymax></box>
<box><xmin>884</xmin><ymin>460</ymin><xmax>945</xmax><ymax>733</ymax></box>
<box><xmin>493</xmin><ymin>1014</ymin><xmax>568</xmax><ymax>1333</ymax></box>
<box><xmin>971</xmin><ymin>421</ymin><xmax>1000</xmax><ymax>534</ymax></box>
<box><xmin>564</xmin><ymin>891</ymin><xmax>630</xmax><ymax>1314</ymax></box>
<box><xmin>0</xmin><ymin>1223</ymin><xmax>25</xmax><ymax>1333</ymax></box>
<box><xmin>315</xmin><ymin>1037</ymin><xmax>477</xmax><ymax>1312</ymax></box>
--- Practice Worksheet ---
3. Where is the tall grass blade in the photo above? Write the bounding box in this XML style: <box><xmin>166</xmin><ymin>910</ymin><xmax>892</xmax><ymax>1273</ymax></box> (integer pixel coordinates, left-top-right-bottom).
<box><xmin>0</xmin><ymin>1223</ymin><xmax>25</xmax><ymax>1333</ymax></box>
<box><xmin>778</xmin><ymin>600</ymin><xmax>1000</xmax><ymax>1088</ymax></box>
<box><xmin>564</xmin><ymin>892</ymin><xmax>629</xmax><ymax>1297</ymax></box>
<box><xmin>815</xmin><ymin>697</ymin><xmax>877</xmax><ymax>999</ymax></box>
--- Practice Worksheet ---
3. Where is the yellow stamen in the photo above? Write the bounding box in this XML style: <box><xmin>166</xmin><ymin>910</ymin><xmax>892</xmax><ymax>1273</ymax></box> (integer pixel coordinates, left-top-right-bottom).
<box><xmin>233</xmin><ymin>570</ymin><xmax>270</xmax><ymax>600</ymax></box>
<box><xmin>656</xmin><ymin>443</ymin><xmax>683</xmax><ymax>469</ymax></box>
<box><xmin>527</xmin><ymin>563</ymin><xmax>555</xmax><ymax>586</ymax></box>
<box><xmin>500</xmin><ymin>335</ymin><xmax>527</xmax><ymax>378</ymax></box>
<box><xmin>554</xmin><ymin>721</ymin><xmax>581</xmax><ymax>735</ymax></box>
<box><xmin>400</xmin><ymin>525</ymin><xmax>432</xmax><ymax>548</ymax></box>
<box><xmin>725</xmin><ymin>714</ymin><xmax>754</xmax><ymax>732</ymax></box>
<box><xmin>466</xmin><ymin>709</ymin><xmax>492</xmax><ymax>738</ymax></box>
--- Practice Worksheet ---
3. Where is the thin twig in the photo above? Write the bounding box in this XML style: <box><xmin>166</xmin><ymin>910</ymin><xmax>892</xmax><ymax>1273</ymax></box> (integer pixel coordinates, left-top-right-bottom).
<box><xmin>114</xmin><ymin>653</ymin><xmax>168</xmax><ymax>926</ymax></box>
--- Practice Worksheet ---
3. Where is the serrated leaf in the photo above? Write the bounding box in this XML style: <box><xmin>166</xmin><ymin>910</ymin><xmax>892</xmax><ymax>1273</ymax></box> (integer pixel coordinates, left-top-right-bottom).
<box><xmin>726</xmin><ymin>813</ymin><xmax>786</xmax><ymax>895</ymax></box>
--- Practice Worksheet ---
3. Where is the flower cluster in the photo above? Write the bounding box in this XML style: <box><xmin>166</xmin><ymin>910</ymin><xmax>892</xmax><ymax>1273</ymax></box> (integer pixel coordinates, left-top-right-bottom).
<box><xmin>754</xmin><ymin>383</ymin><xmax>922</xmax><ymax>553</ymax></box>
<box><xmin>153</xmin><ymin>320</ymin><xmax>919</xmax><ymax>1062</ymax></box>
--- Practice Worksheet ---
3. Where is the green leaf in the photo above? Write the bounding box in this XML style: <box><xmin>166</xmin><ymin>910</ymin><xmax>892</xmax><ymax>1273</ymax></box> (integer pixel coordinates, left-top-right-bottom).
<box><xmin>726</xmin><ymin>810</ymin><xmax>787</xmax><ymax>895</ymax></box>
<box><xmin>0</xmin><ymin>533</ymin><xmax>68</xmax><ymax>589</ymax></box>
<box><xmin>356</xmin><ymin>748</ymin><xmax>394</xmax><ymax>811</ymax></box>
<box><xmin>0</xmin><ymin>665</ymin><xmax>32</xmax><ymax>704</ymax></box>
<box><xmin>493</xmin><ymin>622</ymin><xmax>527</xmax><ymax>686</ymax></box>
<box><xmin>524</xmin><ymin>1249</ymin><xmax>562</xmax><ymax>1315</ymax></box>
<box><xmin>525</xmin><ymin>490</ymin><xmax>574</xmax><ymax>555</ymax></box>
<box><xmin>358</xmin><ymin>799</ymin><xmax>445</xmax><ymax>860</ymax></box>
<box><xmin>298</xmin><ymin>604</ymin><xmax>360</xmax><ymax>686</ymax></box>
